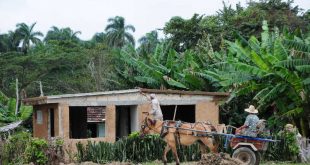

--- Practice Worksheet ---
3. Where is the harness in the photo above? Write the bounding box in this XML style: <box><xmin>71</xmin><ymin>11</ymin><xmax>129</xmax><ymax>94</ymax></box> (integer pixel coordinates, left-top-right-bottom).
<box><xmin>141</xmin><ymin>118</ymin><xmax>164</xmax><ymax>135</ymax></box>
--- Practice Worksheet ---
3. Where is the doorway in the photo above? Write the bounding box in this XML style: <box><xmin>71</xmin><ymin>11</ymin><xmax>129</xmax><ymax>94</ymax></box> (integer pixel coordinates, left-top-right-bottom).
<box><xmin>49</xmin><ymin>108</ymin><xmax>55</xmax><ymax>137</ymax></box>
<box><xmin>116</xmin><ymin>106</ymin><xmax>138</xmax><ymax>140</ymax></box>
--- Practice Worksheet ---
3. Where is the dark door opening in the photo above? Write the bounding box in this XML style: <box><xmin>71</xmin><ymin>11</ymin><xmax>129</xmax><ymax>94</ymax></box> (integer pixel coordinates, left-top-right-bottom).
<box><xmin>50</xmin><ymin>108</ymin><xmax>55</xmax><ymax>137</ymax></box>
<box><xmin>69</xmin><ymin>107</ymin><xmax>87</xmax><ymax>139</ymax></box>
<box><xmin>116</xmin><ymin>106</ymin><xmax>138</xmax><ymax>140</ymax></box>
<box><xmin>161</xmin><ymin>105</ymin><xmax>195</xmax><ymax>123</ymax></box>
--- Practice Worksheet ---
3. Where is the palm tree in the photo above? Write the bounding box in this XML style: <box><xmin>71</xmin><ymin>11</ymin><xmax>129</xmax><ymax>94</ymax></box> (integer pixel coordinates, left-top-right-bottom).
<box><xmin>0</xmin><ymin>33</ymin><xmax>16</xmax><ymax>52</ymax></box>
<box><xmin>138</xmin><ymin>30</ymin><xmax>160</xmax><ymax>55</ymax></box>
<box><xmin>15</xmin><ymin>22</ymin><xmax>43</xmax><ymax>53</ymax></box>
<box><xmin>105</xmin><ymin>16</ymin><xmax>135</xmax><ymax>48</ymax></box>
<box><xmin>44</xmin><ymin>26</ymin><xmax>81</xmax><ymax>42</ymax></box>
<box><xmin>44</xmin><ymin>26</ymin><xmax>61</xmax><ymax>42</ymax></box>
<box><xmin>91</xmin><ymin>32</ymin><xmax>106</xmax><ymax>43</ymax></box>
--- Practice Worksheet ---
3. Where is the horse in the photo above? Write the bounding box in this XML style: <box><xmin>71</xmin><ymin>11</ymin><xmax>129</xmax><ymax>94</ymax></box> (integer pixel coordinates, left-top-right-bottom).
<box><xmin>140</xmin><ymin>116</ymin><xmax>220</xmax><ymax>165</ymax></box>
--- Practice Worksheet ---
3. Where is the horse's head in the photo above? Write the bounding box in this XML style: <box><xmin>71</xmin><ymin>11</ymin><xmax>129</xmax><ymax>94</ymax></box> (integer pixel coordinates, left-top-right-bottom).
<box><xmin>140</xmin><ymin>116</ymin><xmax>157</xmax><ymax>137</ymax></box>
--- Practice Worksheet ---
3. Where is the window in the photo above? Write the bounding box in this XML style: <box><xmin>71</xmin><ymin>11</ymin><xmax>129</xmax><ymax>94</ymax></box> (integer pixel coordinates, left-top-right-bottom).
<box><xmin>161</xmin><ymin>105</ymin><xmax>195</xmax><ymax>123</ymax></box>
<box><xmin>36</xmin><ymin>110</ymin><xmax>43</xmax><ymax>124</ymax></box>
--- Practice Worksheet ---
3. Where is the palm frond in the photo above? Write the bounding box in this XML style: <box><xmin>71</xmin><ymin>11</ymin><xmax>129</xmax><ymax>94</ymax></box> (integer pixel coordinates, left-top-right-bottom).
<box><xmin>250</xmin><ymin>50</ymin><xmax>270</xmax><ymax>71</ymax></box>
<box><xmin>230</xmin><ymin>62</ymin><xmax>266</xmax><ymax>77</ymax></box>
<box><xmin>257</xmin><ymin>83</ymin><xmax>286</xmax><ymax>109</ymax></box>
<box><xmin>295</xmin><ymin>65</ymin><xmax>310</xmax><ymax>73</ymax></box>
<box><xmin>163</xmin><ymin>76</ymin><xmax>188</xmax><ymax>89</ymax></box>
<box><xmin>277</xmin><ymin>59</ymin><xmax>310</xmax><ymax>68</ymax></box>
<box><xmin>273</xmin><ymin>39</ymin><xmax>288</xmax><ymax>61</ymax></box>
<box><xmin>283</xmin><ymin>39</ymin><xmax>310</xmax><ymax>53</ymax></box>
<box><xmin>134</xmin><ymin>76</ymin><xmax>159</xmax><ymax>86</ymax></box>
<box><xmin>282</xmin><ymin>107</ymin><xmax>303</xmax><ymax>117</ymax></box>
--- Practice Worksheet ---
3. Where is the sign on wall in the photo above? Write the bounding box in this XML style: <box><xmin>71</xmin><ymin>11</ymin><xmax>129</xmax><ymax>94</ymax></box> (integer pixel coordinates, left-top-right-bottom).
<box><xmin>87</xmin><ymin>107</ymin><xmax>105</xmax><ymax>122</ymax></box>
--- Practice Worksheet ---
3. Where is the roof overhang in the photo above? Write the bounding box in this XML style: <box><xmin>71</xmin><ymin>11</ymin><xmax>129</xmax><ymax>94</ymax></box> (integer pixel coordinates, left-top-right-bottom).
<box><xmin>23</xmin><ymin>88</ymin><xmax>229</xmax><ymax>106</ymax></box>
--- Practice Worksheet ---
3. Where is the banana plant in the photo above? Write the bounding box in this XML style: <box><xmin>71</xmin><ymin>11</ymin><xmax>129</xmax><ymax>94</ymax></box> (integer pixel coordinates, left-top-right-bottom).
<box><xmin>0</xmin><ymin>90</ymin><xmax>32</xmax><ymax>123</ymax></box>
<box><xmin>119</xmin><ymin>43</ymin><xmax>209</xmax><ymax>90</ymax></box>
<box><xmin>203</xmin><ymin>21</ymin><xmax>310</xmax><ymax>136</ymax></box>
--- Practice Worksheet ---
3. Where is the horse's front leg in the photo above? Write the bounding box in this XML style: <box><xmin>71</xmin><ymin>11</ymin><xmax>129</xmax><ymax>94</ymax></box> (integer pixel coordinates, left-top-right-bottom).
<box><xmin>170</xmin><ymin>143</ymin><xmax>180</xmax><ymax>165</ymax></box>
<box><xmin>163</xmin><ymin>144</ymin><xmax>170</xmax><ymax>165</ymax></box>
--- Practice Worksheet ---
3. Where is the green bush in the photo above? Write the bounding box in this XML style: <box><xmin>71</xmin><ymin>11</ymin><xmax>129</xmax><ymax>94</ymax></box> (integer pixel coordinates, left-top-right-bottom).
<box><xmin>0</xmin><ymin>131</ymin><xmax>31</xmax><ymax>165</ymax></box>
<box><xmin>76</xmin><ymin>132</ymin><xmax>301</xmax><ymax>163</ymax></box>
<box><xmin>0</xmin><ymin>131</ymin><xmax>65</xmax><ymax>165</ymax></box>
<box><xmin>25</xmin><ymin>138</ymin><xmax>49</xmax><ymax>165</ymax></box>
<box><xmin>76</xmin><ymin>134</ymin><xmax>201</xmax><ymax>163</ymax></box>
<box><xmin>263</xmin><ymin>132</ymin><xmax>300</xmax><ymax>162</ymax></box>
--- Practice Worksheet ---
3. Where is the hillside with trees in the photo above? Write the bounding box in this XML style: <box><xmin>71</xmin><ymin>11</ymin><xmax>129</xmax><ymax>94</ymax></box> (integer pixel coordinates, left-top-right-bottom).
<box><xmin>0</xmin><ymin>0</ymin><xmax>309</xmax><ymax>136</ymax></box>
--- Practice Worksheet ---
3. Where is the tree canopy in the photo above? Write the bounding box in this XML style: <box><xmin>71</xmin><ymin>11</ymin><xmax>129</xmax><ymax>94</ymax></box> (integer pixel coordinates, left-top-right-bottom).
<box><xmin>0</xmin><ymin>0</ymin><xmax>309</xmax><ymax>136</ymax></box>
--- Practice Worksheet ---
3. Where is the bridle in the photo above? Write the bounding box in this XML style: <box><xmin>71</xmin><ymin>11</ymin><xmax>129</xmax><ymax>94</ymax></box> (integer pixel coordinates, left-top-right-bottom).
<box><xmin>140</xmin><ymin>117</ymin><xmax>163</xmax><ymax>136</ymax></box>
<box><xmin>140</xmin><ymin>118</ymin><xmax>149</xmax><ymax>135</ymax></box>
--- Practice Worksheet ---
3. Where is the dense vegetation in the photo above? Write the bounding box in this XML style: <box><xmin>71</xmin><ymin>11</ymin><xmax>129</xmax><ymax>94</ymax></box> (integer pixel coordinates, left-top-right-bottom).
<box><xmin>75</xmin><ymin>131</ymin><xmax>300</xmax><ymax>163</ymax></box>
<box><xmin>0</xmin><ymin>132</ymin><xmax>64</xmax><ymax>165</ymax></box>
<box><xmin>0</xmin><ymin>0</ymin><xmax>309</xmax><ymax>137</ymax></box>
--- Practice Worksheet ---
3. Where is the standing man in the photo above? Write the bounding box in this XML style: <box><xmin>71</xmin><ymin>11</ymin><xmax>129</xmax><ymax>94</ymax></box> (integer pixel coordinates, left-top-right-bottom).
<box><xmin>236</xmin><ymin>105</ymin><xmax>260</xmax><ymax>137</ymax></box>
<box><xmin>141</xmin><ymin>93</ymin><xmax>163</xmax><ymax>120</ymax></box>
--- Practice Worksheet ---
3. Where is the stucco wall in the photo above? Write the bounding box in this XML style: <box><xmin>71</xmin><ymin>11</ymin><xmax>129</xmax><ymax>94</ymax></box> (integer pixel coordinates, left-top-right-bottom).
<box><xmin>196</xmin><ymin>101</ymin><xmax>219</xmax><ymax>124</ymax></box>
<box><xmin>54</xmin><ymin>107</ymin><xmax>59</xmax><ymax>137</ymax></box>
<box><xmin>105</xmin><ymin>105</ymin><xmax>116</xmax><ymax>142</ymax></box>
<box><xmin>138</xmin><ymin>103</ymin><xmax>151</xmax><ymax>125</ymax></box>
<box><xmin>58</xmin><ymin>103</ymin><xmax>70</xmax><ymax>139</ymax></box>
<box><xmin>33</xmin><ymin>104</ymin><xmax>58</xmax><ymax>139</ymax></box>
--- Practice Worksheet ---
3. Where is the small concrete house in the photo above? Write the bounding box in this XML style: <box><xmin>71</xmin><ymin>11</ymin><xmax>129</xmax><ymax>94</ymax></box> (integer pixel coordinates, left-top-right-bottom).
<box><xmin>24</xmin><ymin>88</ymin><xmax>228</xmax><ymax>146</ymax></box>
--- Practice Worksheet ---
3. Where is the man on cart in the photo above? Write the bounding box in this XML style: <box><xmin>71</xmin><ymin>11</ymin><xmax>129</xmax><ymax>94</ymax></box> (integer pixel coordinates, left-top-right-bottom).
<box><xmin>236</xmin><ymin>105</ymin><xmax>260</xmax><ymax>137</ymax></box>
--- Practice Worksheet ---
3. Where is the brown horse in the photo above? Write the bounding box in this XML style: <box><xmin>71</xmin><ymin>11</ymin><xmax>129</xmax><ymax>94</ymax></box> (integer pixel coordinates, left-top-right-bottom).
<box><xmin>140</xmin><ymin>117</ymin><xmax>219</xmax><ymax>165</ymax></box>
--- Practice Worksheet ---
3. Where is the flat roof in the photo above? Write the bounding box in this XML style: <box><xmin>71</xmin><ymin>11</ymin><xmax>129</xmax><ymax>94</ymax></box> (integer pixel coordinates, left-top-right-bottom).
<box><xmin>23</xmin><ymin>88</ymin><xmax>229</xmax><ymax>105</ymax></box>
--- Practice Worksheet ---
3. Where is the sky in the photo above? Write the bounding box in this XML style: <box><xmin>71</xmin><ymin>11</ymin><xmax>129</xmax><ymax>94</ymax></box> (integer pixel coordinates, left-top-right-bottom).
<box><xmin>0</xmin><ymin>0</ymin><xmax>310</xmax><ymax>41</ymax></box>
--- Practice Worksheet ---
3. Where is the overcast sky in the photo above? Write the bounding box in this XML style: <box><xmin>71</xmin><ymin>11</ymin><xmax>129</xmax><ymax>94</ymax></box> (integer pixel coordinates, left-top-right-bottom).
<box><xmin>0</xmin><ymin>0</ymin><xmax>309</xmax><ymax>41</ymax></box>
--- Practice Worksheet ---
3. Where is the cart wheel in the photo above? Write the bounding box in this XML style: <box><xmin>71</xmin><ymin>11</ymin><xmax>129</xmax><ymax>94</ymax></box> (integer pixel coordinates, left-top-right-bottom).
<box><xmin>232</xmin><ymin>147</ymin><xmax>256</xmax><ymax>165</ymax></box>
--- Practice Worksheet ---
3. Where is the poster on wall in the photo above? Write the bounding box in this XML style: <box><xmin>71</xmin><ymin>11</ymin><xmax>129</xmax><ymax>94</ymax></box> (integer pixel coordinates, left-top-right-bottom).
<box><xmin>87</xmin><ymin>107</ymin><xmax>105</xmax><ymax>122</ymax></box>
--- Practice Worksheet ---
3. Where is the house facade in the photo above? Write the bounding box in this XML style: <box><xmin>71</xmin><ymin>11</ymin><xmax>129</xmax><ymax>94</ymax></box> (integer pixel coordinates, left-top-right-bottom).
<box><xmin>23</xmin><ymin>88</ymin><xmax>228</xmax><ymax>150</ymax></box>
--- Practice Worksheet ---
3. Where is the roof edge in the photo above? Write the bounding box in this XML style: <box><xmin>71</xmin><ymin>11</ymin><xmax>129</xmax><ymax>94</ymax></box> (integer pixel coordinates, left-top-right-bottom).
<box><xmin>23</xmin><ymin>88</ymin><xmax>230</xmax><ymax>105</ymax></box>
<box><xmin>23</xmin><ymin>96</ymin><xmax>47</xmax><ymax>105</ymax></box>
<box><xmin>140</xmin><ymin>88</ymin><xmax>230</xmax><ymax>97</ymax></box>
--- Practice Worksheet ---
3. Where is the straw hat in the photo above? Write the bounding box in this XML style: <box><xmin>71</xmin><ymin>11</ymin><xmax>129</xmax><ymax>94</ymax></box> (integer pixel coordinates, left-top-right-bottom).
<box><xmin>244</xmin><ymin>105</ymin><xmax>258</xmax><ymax>114</ymax></box>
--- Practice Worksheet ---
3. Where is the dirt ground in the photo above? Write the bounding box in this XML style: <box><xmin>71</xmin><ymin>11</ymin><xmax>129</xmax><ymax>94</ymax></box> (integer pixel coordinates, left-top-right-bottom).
<box><xmin>59</xmin><ymin>153</ymin><xmax>241</xmax><ymax>165</ymax></box>
<box><xmin>197</xmin><ymin>153</ymin><xmax>242</xmax><ymax>165</ymax></box>
<box><xmin>60</xmin><ymin>162</ymin><xmax>131</xmax><ymax>165</ymax></box>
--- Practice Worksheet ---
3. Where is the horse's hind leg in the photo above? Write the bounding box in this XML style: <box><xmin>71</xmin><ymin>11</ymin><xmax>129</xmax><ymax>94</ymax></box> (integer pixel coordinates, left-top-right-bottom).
<box><xmin>200</xmin><ymin>137</ymin><xmax>217</xmax><ymax>153</ymax></box>
<box><xmin>170</xmin><ymin>143</ymin><xmax>180</xmax><ymax>165</ymax></box>
<box><xmin>198</xmin><ymin>140</ymin><xmax>207</xmax><ymax>154</ymax></box>
<box><xmin>163</xmin><ymin>144</ymin><xmax>170</xmax><ymax>165</ymax></box>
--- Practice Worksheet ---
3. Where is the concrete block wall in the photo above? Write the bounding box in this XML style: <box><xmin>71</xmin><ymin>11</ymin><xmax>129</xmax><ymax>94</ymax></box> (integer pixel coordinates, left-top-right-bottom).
<box><xmin>196</xmin><ymin>101</ymin><xmax>219</xmax><ymax>124</ymax></box>
<box><xmin>105</xmin><ymin>105</ymin><xmax>116</xmax><ymax>142</ymax></box>
<box><xmin>137</xmin><ymin>103</ymin><xmax>151</xmax><ymax>124</ymax></box>
<box><xmin>33</xmin><ymin>104</ymin><xmax>58</xmax><ymax>139</ymax></box>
